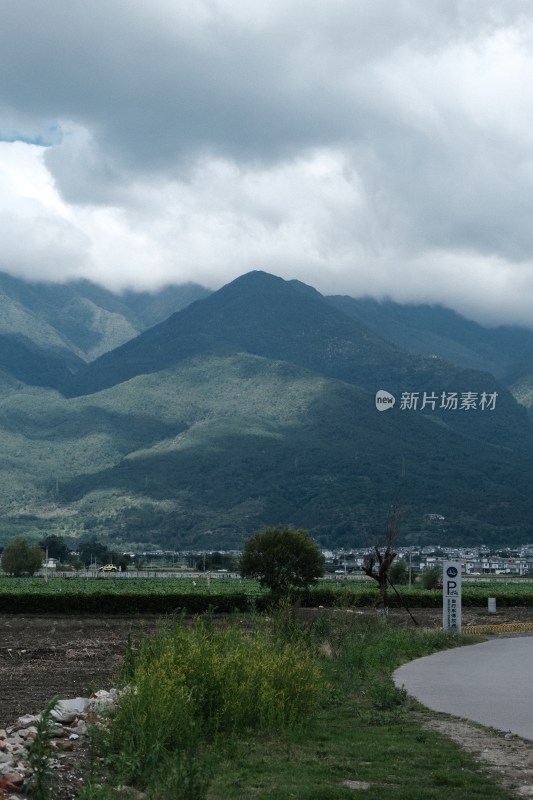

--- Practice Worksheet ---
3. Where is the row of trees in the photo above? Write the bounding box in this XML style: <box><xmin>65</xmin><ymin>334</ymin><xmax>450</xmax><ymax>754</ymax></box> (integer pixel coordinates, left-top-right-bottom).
<box><xmin>2</xmin><ymin>513</ymin><xmax>435</xmax><ymax>599</ymax></box>
<box><xmin>240</xmin><ymin>513</ymin><xmax>441</xmax><ymax>602</ymax></box>
<box><xmin>0</xmin><ymin>534</ymin><xmax>126</xmax><ymax>576</ymax></box>
<box><xmin>0</xmin><ymin>527</ymin><xmax>327</xmax><ymax>584</ymax></box>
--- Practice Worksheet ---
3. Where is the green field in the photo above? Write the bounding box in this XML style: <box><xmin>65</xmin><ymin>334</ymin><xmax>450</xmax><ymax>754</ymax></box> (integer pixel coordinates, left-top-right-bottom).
<box><xmin>1</xmin><ymin>575</ymin><xmax>533</xmax><ymax>612</ymax></box>
<box><xmin>0</xmin><ymin>576</ymin><xmax>264</xmax><ymax>596</ymax></box>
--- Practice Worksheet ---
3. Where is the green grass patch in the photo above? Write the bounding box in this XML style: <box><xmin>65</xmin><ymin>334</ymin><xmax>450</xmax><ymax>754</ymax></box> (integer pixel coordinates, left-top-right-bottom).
<box><xmin>78</xmin><ymin>612</ymin><xmax>514</xmax><ymax>800</ymax></box>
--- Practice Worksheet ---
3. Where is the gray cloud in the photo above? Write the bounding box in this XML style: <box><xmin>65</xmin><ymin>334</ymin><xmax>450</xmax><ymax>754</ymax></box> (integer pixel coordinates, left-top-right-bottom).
<box><xmin>1</xmin><ymin>1</ymin><xmax>533</xmax><ymax>326</ymax></box>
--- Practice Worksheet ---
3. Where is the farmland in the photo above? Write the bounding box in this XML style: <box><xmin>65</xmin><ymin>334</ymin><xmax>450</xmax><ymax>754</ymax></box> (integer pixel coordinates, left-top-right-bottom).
<box><xmin>1</xmin><ymin>587</ymin><xmax>532</xmax><ymax>798</ymax></box>
<box><xmin>1</xmin><ymin>575</ymin><xmax>533</xmax><ymax>613</ymax></box>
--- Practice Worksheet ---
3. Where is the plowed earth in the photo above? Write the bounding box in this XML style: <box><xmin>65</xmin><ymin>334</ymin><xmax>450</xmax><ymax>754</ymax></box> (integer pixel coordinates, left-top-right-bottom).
<box><xmin>0</xmin><ymin>615</ymin><xmax>157</xmax><ymax>729</ymax></box>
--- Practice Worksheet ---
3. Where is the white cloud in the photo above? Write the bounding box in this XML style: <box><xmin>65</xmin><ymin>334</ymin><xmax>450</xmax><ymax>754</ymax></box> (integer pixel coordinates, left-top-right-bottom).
<box><xmin>1</xmin><ymin>1</ymin><xmax>533</xmax><ymax>325</ymax></box>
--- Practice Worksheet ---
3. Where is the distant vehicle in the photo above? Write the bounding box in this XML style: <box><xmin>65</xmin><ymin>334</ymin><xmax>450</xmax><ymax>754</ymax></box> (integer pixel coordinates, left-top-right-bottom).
<box><xmin>98</xmin><ymin>564</ymin><xmax>118</xmax><ymax>572</ymax></box>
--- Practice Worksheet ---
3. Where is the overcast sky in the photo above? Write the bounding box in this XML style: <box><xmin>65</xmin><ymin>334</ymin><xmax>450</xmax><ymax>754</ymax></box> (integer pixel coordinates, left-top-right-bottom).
<box><xmin>2</xmin><ymin>1</ymin><xmax>533</xmax><ymax>326</ymax></box>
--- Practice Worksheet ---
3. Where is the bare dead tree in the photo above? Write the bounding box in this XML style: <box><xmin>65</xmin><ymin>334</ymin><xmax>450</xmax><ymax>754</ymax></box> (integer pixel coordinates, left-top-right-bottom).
<box><xmin>363</xmin><ymin>505</ymin><xmax>401</xmax><ymax>610</ymax></box>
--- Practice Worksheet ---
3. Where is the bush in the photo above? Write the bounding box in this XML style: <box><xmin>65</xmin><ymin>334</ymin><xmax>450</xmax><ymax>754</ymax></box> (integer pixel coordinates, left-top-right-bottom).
<box><xmin>421</xmin><ymin>565</ymin><xmax>442</xmax><ymax>590</ymax></box>
<box><xmin>107</xmin><ymin>616</ymin><xmax>325</xmax><ymax>789</ymax></box>
<box><xmin>389</xmin><ymin>558</ymin><xmax>409</xmax><ymax>585</ymax></box>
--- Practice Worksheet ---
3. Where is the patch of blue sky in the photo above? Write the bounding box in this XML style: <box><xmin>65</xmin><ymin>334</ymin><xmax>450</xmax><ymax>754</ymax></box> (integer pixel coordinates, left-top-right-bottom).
<box><xmin>0</xmin><ymin>122</ymin><xmax>62</xmax><ymax>147</ymax></box>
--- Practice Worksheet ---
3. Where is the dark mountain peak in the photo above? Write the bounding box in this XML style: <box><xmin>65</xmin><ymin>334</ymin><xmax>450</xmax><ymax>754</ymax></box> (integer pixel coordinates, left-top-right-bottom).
<box><xmin>224</xmin><ymin>269</ymin><xmax>283</xmax><ymax>286</ymax></box>
<box><xmin>64</xmin><ymin>269</ymin><xmax>399</xmax><ymax>397</ymax></box>
<box><xmin>209</xmin><ymin>270</ymin><xmax>325</xmax><ymax>306</ymax></box>
<box><xmin>206</xmin><ymin>270</ymin><xmax>298</xmax><ymax>307</ymax></box>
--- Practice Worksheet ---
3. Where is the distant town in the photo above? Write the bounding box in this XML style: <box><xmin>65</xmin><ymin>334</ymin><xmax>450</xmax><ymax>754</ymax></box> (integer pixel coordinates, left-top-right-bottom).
<box><xmin>321</xmin><ymin>544</ymin><xmax>533</xmax><ymax>577</ymax></box>
<box><xmin>59</xmin><ymin>543</ymin><xmax>533</xmax><ymax>577</ymax></box>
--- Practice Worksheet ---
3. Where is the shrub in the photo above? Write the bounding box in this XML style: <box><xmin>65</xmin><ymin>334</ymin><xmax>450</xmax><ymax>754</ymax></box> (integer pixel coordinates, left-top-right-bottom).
<box><xmin>107</xmin><ymin>616</ymin><xmax>325</xmax><ymax>788</ymax></box>
<box><xmin>389</xmin><ymin>558</ymin><xmax>409</xmax><ymax>585</ymax></box>
<box><xmin>421</xmin><ymin>565</ymin><xmax>442</xmax><ymax>590</ymax></box>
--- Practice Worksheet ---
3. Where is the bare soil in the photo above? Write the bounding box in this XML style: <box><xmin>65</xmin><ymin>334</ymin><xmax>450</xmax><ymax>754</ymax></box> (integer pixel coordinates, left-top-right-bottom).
<box><xmin>1</xmin><ymin>608</ymin><xmax>532</xmax><ymax>798</ymax></box>
<box><xmin>0</xmin><ymin>615</ymin><xmax>158</xmax><ymax>729</ymax></box>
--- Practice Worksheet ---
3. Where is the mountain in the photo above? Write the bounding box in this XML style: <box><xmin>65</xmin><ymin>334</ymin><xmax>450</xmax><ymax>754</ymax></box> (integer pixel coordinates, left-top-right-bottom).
<box><xmin>0</xmin><ymin>269</ymin><xmax>532</xmax><ymax>549</ymax></box>
<box><xmin>63</xmin><ymin>271</ymin><xmax>528</xmax><ymax>454</ymax></box>
<box><xmin>1</xmin><ymin>353</ymin><xmax>532</xmax><ymax>549</ymax></box>
<box><xmin>326</xmin><ymin>295</ymin><xmax>533</xmax><ymax>384</ymax></box>
<box><xmin>0</xmin><ymin>270</ymin><xmax>209</xmax><ymax>368</ymax></box>
<box><xmin>63</xmin><ymin>271</ymin><xmax>401</xmax><ymax>395</ymax></box>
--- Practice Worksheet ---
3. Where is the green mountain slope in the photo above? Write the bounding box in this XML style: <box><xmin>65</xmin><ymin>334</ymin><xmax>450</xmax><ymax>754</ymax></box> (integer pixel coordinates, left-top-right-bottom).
<box><xmin>62</xmin><ymin>270</ymin><xmax>404</xmax><ymax>396</ymax></box>
<box><xmin>63</xmin><ymin>271</ymin><xmax>529</xmax><ymax>455</ymax></box>
<box><xmin>0</xmin><ymin>353</ymin><xmax>531</xmax><ymax>548</ymax></box>
<box><xmin>0</xmin><ymin>269</ymin><xmax>532</xmax><ymax>549</ymax></box>
<box><xmin>0</xmin><ymin>270</ymin><xmax>209</xmax><ymax>366</ymax></box>
<box><xmin>327</xmin><ymin>295</ymin><xmax>533</xmax><ymax>384</ymax></box>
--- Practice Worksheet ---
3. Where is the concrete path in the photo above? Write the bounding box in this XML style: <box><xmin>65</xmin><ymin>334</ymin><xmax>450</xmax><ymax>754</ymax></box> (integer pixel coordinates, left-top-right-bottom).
<box><xmin>393</xmin><ymin>636</ymin><xmax>533</xmax><ymax>741</ymax></box>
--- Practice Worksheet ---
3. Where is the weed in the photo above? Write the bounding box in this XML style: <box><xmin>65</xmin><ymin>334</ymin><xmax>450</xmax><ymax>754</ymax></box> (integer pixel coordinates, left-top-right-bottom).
<box><xmin>106</xmin><ymin>616</ymin><xmax>324</xmax><ymax>790</ymax></box>
<box><xmin>87</xmin><ymin>613</ymin><xmax>512</xmax><ymax>800</ymax></box>
<box><xmin>26</xmin><ymin>696</ymin><xmax>60</xmax><ymax>800</ymax></box>
<box><xmin>365</xmin><ymin>677</ymin><xmax>407</xmax><ymax>711</ymax></box>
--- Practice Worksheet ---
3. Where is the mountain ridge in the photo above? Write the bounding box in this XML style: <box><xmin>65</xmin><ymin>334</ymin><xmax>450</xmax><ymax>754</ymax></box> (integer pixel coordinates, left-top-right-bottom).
<box><xmin>0</xmin><ymin>269</ymin><xmax>532</xmax><ymax>548</ymax></box>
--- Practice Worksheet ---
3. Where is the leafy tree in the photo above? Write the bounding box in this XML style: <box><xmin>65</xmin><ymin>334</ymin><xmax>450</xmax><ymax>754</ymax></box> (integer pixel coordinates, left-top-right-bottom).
<box><xmin>421</xmin><ymin>564</ymin><xmax>442</xmax><ymax>589</ymax></box>
<box><xmin>240</xmin><ymin>526</ymin><xmax>324</xmax><ymax>595</ymax></box>
<box><xmin>1</xmin><ymin>537</ymin><xmax>44</xmax><ymax>576</ymax></box>
<box><xmin>39</xmin><ymin>534</ymin><xmax>70</xmax><ymax>562</ymax></box>
<box><xmin>389</xmin><ymin>558</ymin><xmax>409</xmax><ymax>585</ymax></box>
<box><xmin>77</xmin><ymin>536</ymin><xmax>117</xmax><ymax>567</ymax></box>
<box><xmin>117</xmin><ymin>554</ymin><xmax>131</xmax><ymax>571</ymax></box>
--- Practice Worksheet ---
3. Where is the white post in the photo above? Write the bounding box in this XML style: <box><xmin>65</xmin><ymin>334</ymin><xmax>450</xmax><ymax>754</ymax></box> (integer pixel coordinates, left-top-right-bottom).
<box><xmin>443</xmin><ymin>561</ymin><xmax>462</xmax><ymax>632</ymax></box>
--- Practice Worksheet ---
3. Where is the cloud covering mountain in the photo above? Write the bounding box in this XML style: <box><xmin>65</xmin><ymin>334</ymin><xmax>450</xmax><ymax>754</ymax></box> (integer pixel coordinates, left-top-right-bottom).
<box><xmin>1</xmin><ymin>1</ymin><xmax>533</xmax><ymax>326</ymax></box>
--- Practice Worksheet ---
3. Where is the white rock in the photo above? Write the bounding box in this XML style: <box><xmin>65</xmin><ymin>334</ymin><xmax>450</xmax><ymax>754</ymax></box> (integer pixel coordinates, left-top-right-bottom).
<box><xmin>74</xmin><ymin>720</ymin><xmax>88</xmax><ymax>735</ymax></box>
<box><xmin>51</xmin><ymin>697</ymin><xmax>90</xmax><ymax>724</ymax></box>
<box><xmin>15</xmin><ymin>715</ymin><xmax>39</xmax><ymax>729</ymax></box>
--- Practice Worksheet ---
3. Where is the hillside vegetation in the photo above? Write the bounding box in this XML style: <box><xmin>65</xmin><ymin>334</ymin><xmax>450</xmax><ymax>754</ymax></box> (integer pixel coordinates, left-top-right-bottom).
<box><xmin>0</xmin><ymin>269</ymin><xmax>532</xmax><ymax>548</ymax></box>
<box><xmin>0</xmin><ymin>351</ymin><xmax>531</xmax><ymax>548</ymax></box>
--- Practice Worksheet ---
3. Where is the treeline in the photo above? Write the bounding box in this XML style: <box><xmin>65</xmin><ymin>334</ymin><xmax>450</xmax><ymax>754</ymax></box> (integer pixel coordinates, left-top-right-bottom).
<box><xmin>0</xmin><ymin>532</ymin><xmax>239</xmax><ymax>577</ymax></box>
<box><xmin>0</xmin><ymin>534</ymin><xmax>129</xmax><ymax>576</ymax></box>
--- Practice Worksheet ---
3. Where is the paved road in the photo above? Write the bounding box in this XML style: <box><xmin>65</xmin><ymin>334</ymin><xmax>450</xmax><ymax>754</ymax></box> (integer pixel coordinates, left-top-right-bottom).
<box><xmin>393</xmin><ymin>636</ymin><xmax>533</xmax><ymax>741</ymax></box>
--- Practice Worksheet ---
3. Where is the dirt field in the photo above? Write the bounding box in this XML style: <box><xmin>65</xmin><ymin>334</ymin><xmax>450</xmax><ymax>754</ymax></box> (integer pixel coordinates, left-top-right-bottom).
<box><xmin>0</xmin><ymin>615</ymin><xmax>158</xmax><ymax>729</ymax></box>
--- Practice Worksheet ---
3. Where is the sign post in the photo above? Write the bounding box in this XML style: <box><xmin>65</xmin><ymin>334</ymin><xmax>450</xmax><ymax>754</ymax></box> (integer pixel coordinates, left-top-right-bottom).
<box><xmin>443</xmin><ymin>561</ymin><xmax>462</xmax><ymax>632</ymax></box>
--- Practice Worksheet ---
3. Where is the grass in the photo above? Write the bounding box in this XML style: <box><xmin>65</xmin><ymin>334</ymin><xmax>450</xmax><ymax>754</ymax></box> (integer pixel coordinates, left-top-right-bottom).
<box><xmin>208</xmin><ymin>706</ymin><xmax>503</xmax><ymax>799</ymax></box>
<box><xmin>77</xmin><ymin>610</ymin><xmax>515</xmax><ymax>800</ymax></box>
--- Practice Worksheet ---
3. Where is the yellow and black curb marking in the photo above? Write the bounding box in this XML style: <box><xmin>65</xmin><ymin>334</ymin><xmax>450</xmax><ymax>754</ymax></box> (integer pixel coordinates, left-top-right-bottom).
<box><xmin>463</xmin><ymin>622</ymin><xmax>533</xmax><ymax>635</ymax></box>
